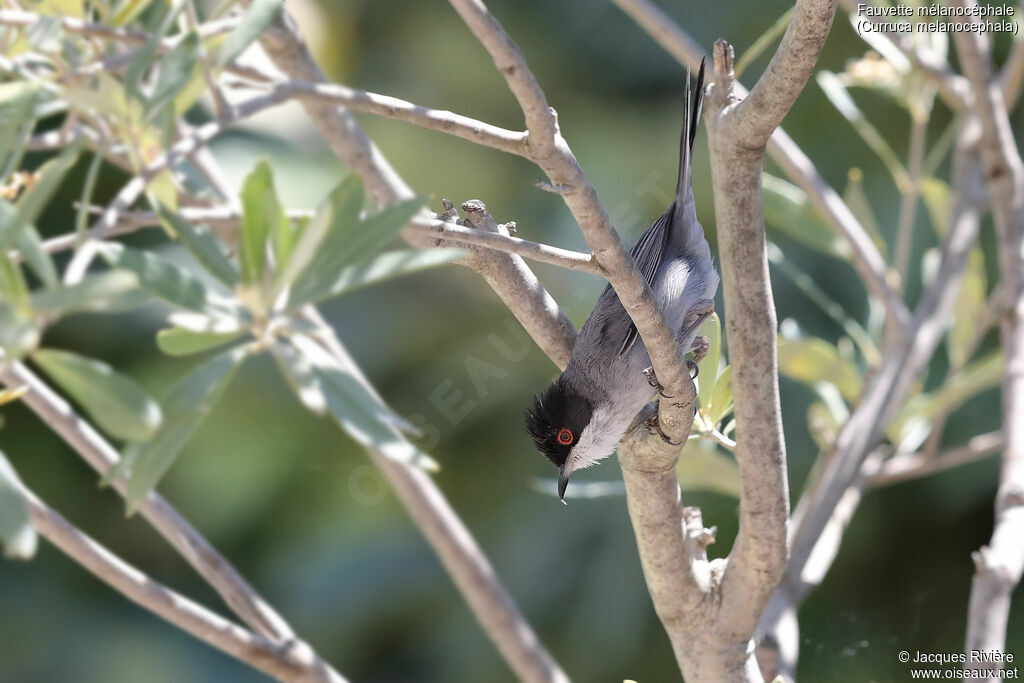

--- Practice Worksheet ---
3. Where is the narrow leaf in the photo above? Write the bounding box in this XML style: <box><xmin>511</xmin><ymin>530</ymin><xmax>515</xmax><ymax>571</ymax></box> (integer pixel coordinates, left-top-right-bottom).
<box><xmin>98</xmin><ymin>243</ymin><xmax>219</xmax><ymax>314</ymax></box>
<box><xmin>30</xmin><ymin>270</ymin><xmax>139</xmax><ymax>315</ymax></box>
<box><xmin>238</xmin><ymin>160</ymin><xmax>281</xmax><ymax>286</ymax></box>
<box><xmin>677</xmin><ymin>440</ymin><xmax>741</xmax><ymax>498</ymax></box>
<box><xmin>778</xmin><ymin>337</ymin><xmax>862</xmax><ymax>402</ymax></box>
<box><xmin>216</xmin><ymin>0</ymin><xmax>284</xmax><ymax>67</ymax></box>
<box><xmin>281</xmin><ymin>334</ymin><xmax>437</xmax><ymax>470</ymax></box>
<box><xmin>156</xmin><ymin>328</ymin><xmax>245</xmax><ymax>357</ymax></box>
<box><xmin>0</xmin><ymin>451</ymin><xmax>36</xmax><ymax>560</ymax></box>
<box><xmin>124</xmin><ymin>346</ymin><xmax>247</xmax><ymax>511</ymax></box>
<box><xmin>155</xmin><ymin>202</ymin><xmax>239</xmax><ymax>287</ymax></box>
<box><xmin>0</xmin><ymin>300</ymin><xmax>39</xmax><ymax>358</ymax></box>
<box><xmin>146</xmin><ymin>32</ymin><xmax>200</xmax><ymax>120</ymax></box>
<box><xmin>287</xmin><ymin>248</ymin><xmax>463</xmax><ymax>309</ymax></box>
<box><xmin>696</xmin><ymin>312</ymin><xmax>721</xmax><ymax>418</ymax></box>
<box><xmin>33</xmin><ymin>348</ymin><xmax>162</xmax><ymax>441</ymax></box>
<box><xmin>763</xmin><ymin>175</ymin><xmax>850</xmax><ymax>259</ymax></box>
<box><xmin>274</xmin><ymin>175</ymin><xmax>364</xmax><ymax>295</ymax></box>
<box><xmin>948</xmin><ymin>247</ymin><xmax>986</xmax><ymax>368</ymax></box>
<box><xmin>286</xmin><ymin>198</ymin><xmax>424</xmax><ymax>309</ymax></box>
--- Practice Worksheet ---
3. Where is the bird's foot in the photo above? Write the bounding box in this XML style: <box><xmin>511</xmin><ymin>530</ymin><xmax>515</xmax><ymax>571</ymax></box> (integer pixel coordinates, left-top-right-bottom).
<box><xmin>680</xmin><ymin>299</ymin><xmax>715</xmax><ymax>339</ymax></box>
<box><xmin>690</xmin><ymin>335</ymin><xmax>710</xmax><ymax>363</ymax></box>
<box><xmin>686</xmin><ymin>359</ymin><xmax>699</xmax><ymax>380</ymax></box>
<box><xmin>645</xmin><ymin>413</ymin><xmax>681</xmax><ymax>446</ymax></box>
<box><xmin>643</xmin><ymin>366</ymin><xmax>674</xmax><ymax>399</ymax></box>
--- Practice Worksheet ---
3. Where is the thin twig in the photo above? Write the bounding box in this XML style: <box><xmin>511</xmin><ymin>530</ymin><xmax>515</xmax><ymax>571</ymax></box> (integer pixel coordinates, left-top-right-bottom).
<box><xmin>868</xmin><ymin>431</ymin><xmax>1004</xmax><ymax>488</ymax></box>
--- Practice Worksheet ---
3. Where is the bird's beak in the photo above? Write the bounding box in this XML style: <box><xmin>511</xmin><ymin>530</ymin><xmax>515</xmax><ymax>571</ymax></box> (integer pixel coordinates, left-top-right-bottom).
<box><xmin>557</xmin><ymin>467</ymin><xmax>570</xmax><ymax>503</ymax></box>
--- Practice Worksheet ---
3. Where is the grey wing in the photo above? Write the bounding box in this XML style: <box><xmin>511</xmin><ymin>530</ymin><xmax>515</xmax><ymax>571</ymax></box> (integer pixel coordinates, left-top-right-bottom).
<box><xmin>618</xmin><ymin>206</ymin><xmax>674</xmax><ymax>356</ymax></box>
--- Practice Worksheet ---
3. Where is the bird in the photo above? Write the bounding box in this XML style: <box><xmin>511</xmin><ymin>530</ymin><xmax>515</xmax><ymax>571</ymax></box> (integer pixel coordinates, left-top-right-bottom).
<box><xmin>525</xmin><ymin>59</ymin><xmax>719</xmax><ymax>502</ymax></box>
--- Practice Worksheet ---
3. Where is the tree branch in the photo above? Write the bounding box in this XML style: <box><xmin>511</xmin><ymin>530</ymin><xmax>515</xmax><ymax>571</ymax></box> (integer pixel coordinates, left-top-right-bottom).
<box><xmin>867</xmin><ymin>431</ymin><xmax>1004</xmax><ymax>488</ymax></box>
<box><xmin>729</xmin><ymin>0</ymin><xmax>838</xmax><ymax>148</ymax></box>
<box><xmin>254</xmin><ymin>7</ymin><xmax>574</xmax><ymax>679</ymax></box>
<box><xmin>0</xmin><ymin>361</ymin><xmax>313</xmax><ymax>649</ymax></box>
<box><xmin>609</xmin><ymin>0</ymin><xmax>911</xmax><ymax>335</ymax></box>
<box><xmin>952</xmin><ymin>5</ymin><xmax>1024</xmax><ymax>672</ymax></box>
<box><xmin>704</xmin><ymin>35</ymin><xmax>796</xmax><ymax>646</ymax></box>
<box><xmin>10</xmin><ymin>478</ymin><xmax>344</xmax><ymax>682</ymax></box>
<box><xmin>280</xmin><ymin>80</ymin><xmax>529</xmax><ymax>157</ymax></box>
<box><xmin>447</xmin><ymin>0</ymin><xmax>694</xmax><ymax>437</ymax></box>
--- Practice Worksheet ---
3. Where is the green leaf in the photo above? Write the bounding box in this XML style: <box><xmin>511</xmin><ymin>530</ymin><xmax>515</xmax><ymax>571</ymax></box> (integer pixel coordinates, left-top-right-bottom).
<box><xmin>920</xmin><ymin>177</ymin><xmax>952</xmax><ymax>237</ymax></box>
<box><xmin>763</xmin><ymin>174</ymin><xmax>849</xmax><ymax>259</ymax></box>
<box><xmin>842</xmin><ymin>168</ymin><xmax>887</xmax><ymax>257</ymax></box>
<box><xmin>124</xmin><ymin>0</ymin><xmax>185</xmax><ymax>99</ymax></box>
<box><xmin>155</xmin><ymin>202</ymin><xmax>239</xmax><ymax>287</ymax></box>
<box><xmin>948</xmin><ymin>248</ymin><xmax>987</xmax><ymax>369</ymax></box>
<box><xmin>0</xmin><ymin>300</ymin><xmax>39</xmax><ymax>358</ymax></box>
<box><xmin>112</xmin><ymin>0</ymin><xmax>155</xmax><ymax>25</ymax></box>
<box><xmin>677</xmin><ymin>440</ymin><xmax>740</xmax><ymax>498</ymax></box>
<box><xmin>216</xmin><ymin>0</ymin><xmax>283</xmax><ymax>68</ymax></box>
<box><xmin>0</xmin><ymin>451</ymin><xmax>36</xmax><ymax>560</ymax></box>
<box><xmin>1</xmin><ymin>139</ymin><xmax>86</xmax><ymax>288</ymax></box>
<box><xmin>767</xmin><ymin>242</ymin><xmax>880</xmax><ymax>366</ymax></box>
<box><xmin>734</xmin><ymin>6</ymin><xmax>793</xmax><ymax>78</ymax></box>
<box><xmin>33</xmin><ymin>348</ymin><xmax>162</xmax><ymax>441</ymax></box>
<box><xmin>286</xmin><ymin>197</ymin><xmax>424</xmax><ymax>310</ymax></box>
<box><xmin>696</xmin><ymin>312</ymin><xmax>721</xmax><ymax>418</ymax></box>
<box><xmin>98</xmin><ymin>243</ymin><xmax>222</xmax><ymax>314</ymax></box>
<box><xmin>287</xmin><ymin>248</ymin><xmax>463</xmax><ymax>308</ymax></box>
<box><xmin>124</xmin><ymin>346</ymin><xmax>247</xmax><ymax>511</ymax></box>
<box><xmin>778</xmin><ymin>337</ymin><xmax>862</xmax><ymax>402</ymax></box>
<box><xmin>890</xmin><ymin>352</ymin><xmax>1003</xmax><ymax>443</ymax></box>
<box><xmin>0</xmin><ymin>251</ymin><xmax>29</xmax><ymax>305</ymax></box>
<box><xmin>146</xmin><ymin>31</ymin><xmax>200</xmax><ymax>120</ymax></box>
<box><xmin>29</xmin><ymin>270</ymin><xmax>140</xmax><ymax>315</ymax></box>
<box><xmin>238</xmin><ymin>160</ymin><xmax>286</xmax><ymax>287</ymax></box>
<box><xmin>277</xmin><ymin>334</ymin><xmax>437</xmax><ymax>470</ymax></box>
<box><xmin>817</xmin><ymin>71</ymin><xmax>909</xmax><ymax>192</ymax></box>
<box><xmin>0</xmin><ymin>201</ymin><xmax>56</xmax><ymax>291</ymax></box>
<box><xmin>274</xmin><ymin>176</ymin><xmax>364</xmax><ymax>295</ymax></box>
<box><xmin>708</xmin><ymin>366</ymin><xmax>733</xmax><ymax>427</ymax></box>
<box><xmin>156</xmin><ymin>327</ymin><xmax>245</xmax><ymax>357</ymax></box>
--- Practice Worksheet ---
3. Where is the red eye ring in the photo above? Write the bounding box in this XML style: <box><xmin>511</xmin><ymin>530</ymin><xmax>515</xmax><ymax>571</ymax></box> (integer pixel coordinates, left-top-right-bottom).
<box><xmin>557</xmin><ymin>428</ymin><xmax>574</xmax><ymax>445</ymax></box>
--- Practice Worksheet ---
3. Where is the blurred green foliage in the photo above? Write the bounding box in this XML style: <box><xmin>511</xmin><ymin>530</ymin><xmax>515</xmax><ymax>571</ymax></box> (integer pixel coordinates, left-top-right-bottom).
<box><xmin>0</xmin><ymin>0</ymin><xmax>1022</xmax><ymax>682</ymax></box>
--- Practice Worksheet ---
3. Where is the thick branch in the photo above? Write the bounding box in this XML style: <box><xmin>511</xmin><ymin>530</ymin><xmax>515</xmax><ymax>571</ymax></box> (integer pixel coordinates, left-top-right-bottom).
<box><xmin>705</xmin><ymin>40</ymin><xmax>792</xmax><ymax>641</ymax></box>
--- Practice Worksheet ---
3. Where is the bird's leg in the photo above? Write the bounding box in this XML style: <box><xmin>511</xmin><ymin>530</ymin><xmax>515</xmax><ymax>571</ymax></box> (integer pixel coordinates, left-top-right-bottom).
<box><xmin>643</xmin><ymin>366</ymin><xmax>674</xmax><ymax>399</ymax></box>
<box><xmin>645</xmin><ymin>412</ymin><xmax>681</xmax><ymax>446</ymax></box>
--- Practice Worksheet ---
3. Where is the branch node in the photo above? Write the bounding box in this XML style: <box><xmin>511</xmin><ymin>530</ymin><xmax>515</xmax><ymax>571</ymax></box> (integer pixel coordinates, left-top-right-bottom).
<box><xmin>534</xmin><ymin>179</ymin><xmax>570</xmax><ymax>194</ymax></box>
<box><xmin>711</xmin><ymin>38</ymin><xmax>736</xmax><ymax>109</ymax></box>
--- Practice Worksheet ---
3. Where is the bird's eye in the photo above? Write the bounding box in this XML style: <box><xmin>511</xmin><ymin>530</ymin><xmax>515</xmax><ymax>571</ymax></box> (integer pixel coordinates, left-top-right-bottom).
<box><xmin>557</xmin><ymin>428</ymin><xmax>574</xmax><ymax>445</ymax></box>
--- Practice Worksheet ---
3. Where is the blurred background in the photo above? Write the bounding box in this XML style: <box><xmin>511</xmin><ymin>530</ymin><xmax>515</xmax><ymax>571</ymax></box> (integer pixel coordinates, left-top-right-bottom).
<box><xmin>1</xmin><ymin>0</ymin><xmax>1022</xmax><ymax>680</ymax></box>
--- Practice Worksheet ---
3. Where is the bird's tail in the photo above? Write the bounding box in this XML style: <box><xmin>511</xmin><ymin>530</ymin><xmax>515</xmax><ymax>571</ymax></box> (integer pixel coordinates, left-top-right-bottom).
<box><xmin>673</xmin><ymin>58</ymin><xmax>706</xmax><ymax>247</ymax></box>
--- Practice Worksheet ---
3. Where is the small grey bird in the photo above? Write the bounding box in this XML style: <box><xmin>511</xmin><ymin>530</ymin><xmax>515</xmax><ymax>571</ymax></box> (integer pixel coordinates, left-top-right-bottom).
<box><xmin>525</xmin><ymin>60</ymin><xmax>718</xmax><ymax>501</ymax></box>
